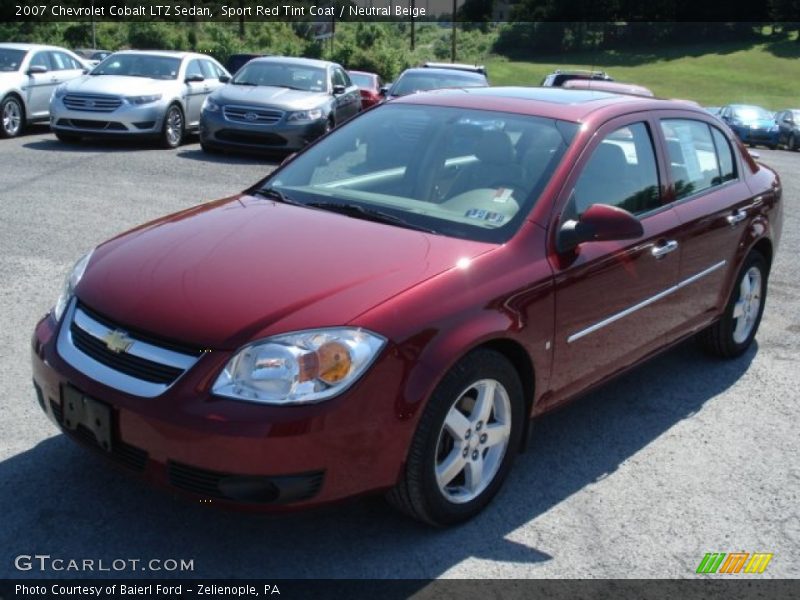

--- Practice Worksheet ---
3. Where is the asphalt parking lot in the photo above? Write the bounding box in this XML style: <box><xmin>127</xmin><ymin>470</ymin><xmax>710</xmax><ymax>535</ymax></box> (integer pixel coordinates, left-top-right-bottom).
<box><xmin>0</xmin><ymin>127</ymin><xmax>798</xmax><ymax>580</ymax></box>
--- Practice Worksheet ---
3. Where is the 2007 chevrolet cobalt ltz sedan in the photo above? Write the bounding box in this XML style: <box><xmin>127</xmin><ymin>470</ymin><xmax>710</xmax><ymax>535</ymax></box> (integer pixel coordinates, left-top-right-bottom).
<box><xmin>31</xmin><ymin>87</ymin><xmax>782</xmax><ymax>526</ymax></box>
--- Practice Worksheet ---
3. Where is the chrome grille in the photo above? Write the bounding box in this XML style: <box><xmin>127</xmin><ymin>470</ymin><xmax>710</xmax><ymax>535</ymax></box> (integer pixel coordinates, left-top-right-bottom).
<box><xmin>57</xmin><ymin>300</ymin><xmax>202</xmax><ymax>398</ymax></box>
<box><xmin>63</xmin><ymin>94</ymin><xmax>123</xmax><ymax>112</ymax></box>
<box><xmin>223</xmin><ymin>105</ymin><xmax>284</xmax><ymax>125</ymax></box>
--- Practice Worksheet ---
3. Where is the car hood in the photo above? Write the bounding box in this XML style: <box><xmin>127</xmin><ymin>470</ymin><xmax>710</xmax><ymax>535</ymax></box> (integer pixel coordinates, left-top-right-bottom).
<box><xmin>76</xmin><ymin>195</ymin><xmax>495</xmax><ymax>349</ymax></box>
<box><xmin>213</xmin><ymin>84</ymin><xmax>328</xmax><ymax>111</ymax></box>
<box><xmin>62</xmin><ymin>75</ymin><xmax>172</xmax><ymax>95</ymax></box>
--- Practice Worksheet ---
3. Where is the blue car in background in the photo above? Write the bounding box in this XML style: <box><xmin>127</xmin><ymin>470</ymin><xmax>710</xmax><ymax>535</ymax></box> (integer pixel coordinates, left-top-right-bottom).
<box><xmin>719</xmin><ymin>104</ymin><xmax>779</xmax><ymax>149</ymax></box>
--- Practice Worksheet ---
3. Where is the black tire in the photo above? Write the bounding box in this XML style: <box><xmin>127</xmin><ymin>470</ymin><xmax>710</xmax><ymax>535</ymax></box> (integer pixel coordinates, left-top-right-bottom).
<box><xmin>790</xmin><ymin>133</ymin><xmax>798</xmax><ymax>152</ymax></box>
<box><xmin>697</xmin><ymin>251</ymin><xmax>768</xmax><ymax>358</ymax></box>
<box><xmin>55</xmin><ymin>132</ymin><xmax>81</xmax><ymax>143</ymax></box>
<box><xmin>768</xmin><ymin>144</ymin><xmax>777</xmax><ymax>151</ymax></box>
<box><xmin>1</xmin><ymin>95</ymin><xmax>24</xmax><ymax>138</ymax></box>
<box><xmin>387</xmin><ymin>349</ymin><xmax>525</xmax><ymax>526</ymax></box>
<box><xmin>324</xmin><ymin>117</ymin><xmax>334</xmax><ymax>134</ymax></box>
<box><xmin>160</xmin><ymin>104</ymin><xmax>184</xmax><ymax>149</ymax></box>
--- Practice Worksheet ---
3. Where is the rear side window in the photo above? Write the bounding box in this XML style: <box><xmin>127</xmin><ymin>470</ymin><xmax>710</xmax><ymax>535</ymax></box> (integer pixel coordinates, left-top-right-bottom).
<box><xmin>661</xmin><ymin>119</ymin><xmax>735</xmax><ymax>200</ymax></box>
<box><xmin>570</xmin><ymin>122</ymin><xmax>661</xmax><ymax>217</ymax></box>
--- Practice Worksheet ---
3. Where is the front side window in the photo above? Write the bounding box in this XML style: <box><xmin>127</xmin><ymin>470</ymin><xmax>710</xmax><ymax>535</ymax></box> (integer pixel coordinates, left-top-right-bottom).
<box><xmin>661</xmin><ymin>119</ymin><xmax>732</xmax><ymax>200</ymax></box>
<box><xmin>200</xmin><ymin>60</ymin><xmax>222</xmax><ymax>79</ymax></box>
<box><xmin>52</xmin><ymin>51</ymin><xmax>82</xmax><ymax>70</ymax></box>
<box><xmin>185</xmin><ymin>59</ymin><xmax>203</xmax><ymax>80</ymax></box>
<box><xmin>265</xmin><ymin>105</ymin><xmax>578</xmax><ymax>243</ymax></box>
<box><xmin>29</xmin><ymin>52</ymin><xmax>51</xmax><ymax>70</ymax></box>
<box><xmin>570</xmin><ymin>122</ymin><xmax>661</xmax><ymax>217</ymax></box>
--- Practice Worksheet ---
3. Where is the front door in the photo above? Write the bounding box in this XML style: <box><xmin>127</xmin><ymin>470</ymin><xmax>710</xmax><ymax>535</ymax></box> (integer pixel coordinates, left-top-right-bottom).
<box><xmin>547</xmin><ymin>117</ymin><xmax>683</xmax><ymax>406</ymax></box>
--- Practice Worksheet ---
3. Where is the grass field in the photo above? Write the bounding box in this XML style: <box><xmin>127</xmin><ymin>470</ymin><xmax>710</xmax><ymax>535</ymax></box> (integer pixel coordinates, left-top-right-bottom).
<box><xmin>483</xmin><ymin>38</ymin><xmax>800</xmax><ymax>110</ymax></box>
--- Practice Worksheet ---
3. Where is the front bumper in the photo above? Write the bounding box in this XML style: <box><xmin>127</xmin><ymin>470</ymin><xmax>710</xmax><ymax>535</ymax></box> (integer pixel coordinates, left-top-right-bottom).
<box><xmin>31</xmin><ymin>311</ymin><xmax>415</xmax><ymax>510</ymax></box>
<box><xmin>732</xmin><ymin>126</ymin><xmax>779</xmax><ymax>147</ymax></box>
<box><xmin>50</xmin><ymin>99</ymin><xmax>166</xmax><ymax>136</ymax></box>
<box><xmin>199</xmin><ymin>108</ymin><xmax>326</xmax><ymax>153</ymax></box>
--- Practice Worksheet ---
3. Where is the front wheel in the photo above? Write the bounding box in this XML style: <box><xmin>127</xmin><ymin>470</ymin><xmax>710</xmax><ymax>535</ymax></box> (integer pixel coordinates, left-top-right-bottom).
<box><xmin>1</xmin><ymin>95</ymin><xmax>24</xmax><ymax>138</ymax></box>
<box><xmin>697</xmin><ymin>251</ymin><xmax>768</xmax><ymax>358</ymax></box>
<box><xmin>387</xmin><ymin>349</ymin><xmax>524</xmax><ymax>526</ymax></box>
<box><xmin>790</xmin><ymin>133</ymin><xmax>798</xmax><ymax>152</ymax></box>
<box><xmin>161</xmin><ymin>104</ymin><xmax>184</xmax><ymax>149</ymax></box>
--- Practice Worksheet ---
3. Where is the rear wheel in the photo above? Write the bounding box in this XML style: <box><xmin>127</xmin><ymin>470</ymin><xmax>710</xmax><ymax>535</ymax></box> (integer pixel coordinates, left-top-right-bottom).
<box><xmin>161</xmin><ymin>104</ymin><xmax>184</xmax><ymax>149</ymax></box>
<box><xmin>387</xmin><ymin>349</ymin><xmax>524</xmax><ymax>526</ymax></box>
<box><xmin>697</xmin><ymin>251</ymin><xmax>768</xmax><ymax>358</ymax></box>
<box><xmin>1</xmin><ymin>95</ymin><xmax>24</xmax><ymax>138</ymax></box>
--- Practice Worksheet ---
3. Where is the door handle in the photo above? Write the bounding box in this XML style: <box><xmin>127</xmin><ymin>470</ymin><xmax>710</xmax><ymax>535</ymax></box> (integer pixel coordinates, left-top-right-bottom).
<box><xmin>651</xmin><ymin>240</ymin><xmax>678</xmax><ymax>258</ymax></box>
<box><xmin>726</xmin><ymin>209</ymin><xmax>747</xmax><ymax>226</ymax></box>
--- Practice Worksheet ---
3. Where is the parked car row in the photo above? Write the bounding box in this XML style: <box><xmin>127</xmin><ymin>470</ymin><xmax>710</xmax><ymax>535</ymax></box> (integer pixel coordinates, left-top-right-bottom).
<box><xmin>703</xmin><ymin>104</ymin><xmax>799</xmax><ymax>152</ymax></box>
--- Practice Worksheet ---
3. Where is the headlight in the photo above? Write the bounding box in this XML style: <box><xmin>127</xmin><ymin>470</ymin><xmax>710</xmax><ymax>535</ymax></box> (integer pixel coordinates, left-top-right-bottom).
<box><xmin>287</xmin><ymin>109</ymin><xmax>324</xmax><ymax>123</ymax></box>
<box><xmin>212</xmin><ymin>328</ymin><xmax>386</xmax><ymax>405</ymax></box>
<box><xmin>125</xmin><ymin>94</ymin><xmax>162</xmax><ymax>105</ymax></box>
<box><xmin>53</xmin><ymin>249</ymin><xmax>94</xmax><ymax>323</ymax></box>
<box><xmin>53</xmin><ymin>85</ymin><xmax>68</xmax><ymax>99</ymax></box>
<box><xmin>202</xmin><ymin>96</ymin><xmax>220</xmax><ymax>112</ymax></box>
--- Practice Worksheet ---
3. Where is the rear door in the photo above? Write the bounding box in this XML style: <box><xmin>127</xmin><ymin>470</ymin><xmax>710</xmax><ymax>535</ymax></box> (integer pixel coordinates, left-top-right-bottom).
<box><xmin>547</xmin><ymin>116</ymin><xmax>683</xmax><ymax>406</ymax></box>
<box><xmin>654</xmin><ymin>113</ymin><xmax>765</xmax><ymax>338</ymax></box>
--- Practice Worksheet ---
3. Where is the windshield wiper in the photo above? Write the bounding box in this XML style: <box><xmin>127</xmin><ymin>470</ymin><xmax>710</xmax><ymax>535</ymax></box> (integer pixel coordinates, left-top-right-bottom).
<box><xmin>254</xmin><ymin>187</ymin><xmax>303</xmax><ymax>205</ymax></box>
<box><xmin>304</xmin><ymin>201</ymin><xmax>437</xmax><ymax>234</ymax></box>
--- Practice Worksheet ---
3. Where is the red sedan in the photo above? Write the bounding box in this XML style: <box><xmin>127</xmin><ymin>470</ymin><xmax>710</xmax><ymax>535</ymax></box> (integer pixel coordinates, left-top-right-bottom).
<box><xmin>348</xmin><ymin>69</ymin><xmax>383</xmax><ymax>109</ymax></box>
<box><xmin>32</xmin><ymin>87</ymin><xmax>781</xmax><ymax>526</ymax></box>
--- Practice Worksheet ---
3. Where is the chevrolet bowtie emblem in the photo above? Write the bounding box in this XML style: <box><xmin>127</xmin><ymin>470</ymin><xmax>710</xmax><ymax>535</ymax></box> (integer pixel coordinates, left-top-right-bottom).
<box><xmin>102</xmin><ymin>329</ymin><xmax>134</xmax><ymax>354</ymax></box>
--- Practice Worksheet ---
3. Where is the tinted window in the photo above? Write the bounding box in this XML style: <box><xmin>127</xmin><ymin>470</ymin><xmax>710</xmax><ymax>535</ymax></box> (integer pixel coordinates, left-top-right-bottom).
<box><xmin>0</xmin><ymin>48</ymin><xmax>26</xmax><ymax>72</ymax></box>
<box><xmin>661</xmin><ymin>119</ymin><xmax>727</xmax><ymax>200</ymax></box>
<box><xmin>52</xmin><ymin>51</ymin><xmax>82</xmax><ymax>70</ymax></box>
<box><xmin>266</xmin><ymin>105</ymin><xmax>577</xmax><ymax>244</ymax></box>
<box><xmin>29</xmin><ymin>52</ymin><xmax>51</xmax><ymax>70</ymax></box>
<box><xmin>571</xmin><ymin>122</ymin><xmax>661</xmax><ymax>217</ymax></box>
<box><xmin>710</xmin><ymin>126</ymin><xmax>736</xmax><ymax>183</ymax></box>
<box><xmin>349</xmin><ymin>73</ymin><xmax>374</xmax><ymax>88</ymax></box>
<box><xmin>200</xmin><ymin>60</ymin><xmax>221</xmax><ymax>79</ymax></box>
<box><xmin>332</xmin><ymin>67</ymin><xmax>348</xmax><ymax>88</ymax></box>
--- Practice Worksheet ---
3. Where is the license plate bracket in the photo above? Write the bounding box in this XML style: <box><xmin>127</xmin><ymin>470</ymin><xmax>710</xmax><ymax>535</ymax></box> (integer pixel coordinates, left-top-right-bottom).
<box><xmin>62</xmin><ymin>386</ymin><xmax>113</xmax><ymax>452</ymax></box>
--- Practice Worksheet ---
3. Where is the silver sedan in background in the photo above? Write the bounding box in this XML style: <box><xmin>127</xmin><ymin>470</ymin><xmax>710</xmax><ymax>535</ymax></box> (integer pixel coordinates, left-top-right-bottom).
<box><xmin>0</xmin><ymin>43</ymin><xmax>87</xmax><ymax>138</ymax></box>
<box><xmin>50</xmin><ymin>50</ymin><xmax>230</xmax><ymax>148</ymax></box>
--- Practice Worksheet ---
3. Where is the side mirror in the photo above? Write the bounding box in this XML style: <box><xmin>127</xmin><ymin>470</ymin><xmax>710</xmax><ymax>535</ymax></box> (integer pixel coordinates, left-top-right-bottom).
<box><xmin>185</xmin><ymin>74</ymin><xmax>204</xmax><ymax>83</ymax></box>
<box><xmin>27</xmin><ymin>65</ymin><xmax>48</xmax><ymax>75</ymax></box>
<box><xmin>219</xmin><ymin>74</ymin><xmax>231</xmax><ymax>83</ymax></box>
<box><xmin>558</xmin><ymin>204</ymin><xmax>644</xmax><ymax>253</ymax></box>
<box><xmin>332</xmin><ymin>84</ymin><xmax>346</xmax><ymax>95</ymax></box>
<box><xmin>379</xmin><ymin>85</ymin><xmax>390</xmax><ymax>97</ymax></box>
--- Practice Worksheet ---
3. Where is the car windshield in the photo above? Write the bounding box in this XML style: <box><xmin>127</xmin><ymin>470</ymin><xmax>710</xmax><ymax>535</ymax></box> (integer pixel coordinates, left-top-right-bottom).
<box><xmin>391</xmin><ymin>71</ymin><xmax>487</xmax><ymax>97</ymax></box>
<box><xmin>233</xmin><ymin>62</ymin><xmax>327</xmax><ymax>92</ymax></box>
<box><xmin>349</xmin><ymin>73</ymin><xmax>374</xmax><ymax>88</ymax></box>
<box><xmin>733</xmin><ymin>106</ymin><xmax>774</xmax><ymax>122</ymax></box>
<box><xmin>0</xmin><ymin>48</ymin><xmax>26</xmax><ymax>72</ymax></box>
<box><xmin>262</xmin><ymin>104</ymin><xmax>578</xmax><ymax>243</ymax></box>
<box><xmin>91</xmin><ymin>54</ymin><xmax>181</xmax><ymax>80</ymax></box>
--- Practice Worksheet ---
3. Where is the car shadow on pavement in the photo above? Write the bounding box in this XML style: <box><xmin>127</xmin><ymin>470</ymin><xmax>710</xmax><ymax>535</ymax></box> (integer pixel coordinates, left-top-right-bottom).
<box><xmin>0</xmin><ymin>340</ymin><xmax>756</xmax><ymax>580</ymax></box>
<box><xmin>176</xmin><ymin>148</ymin><xmax>282</xmax><ymax>167</ymax></box>
<box><xmin>22</xmin><ymin>137</ymin><xmax>195</xmax><ymax>154</ymax></box>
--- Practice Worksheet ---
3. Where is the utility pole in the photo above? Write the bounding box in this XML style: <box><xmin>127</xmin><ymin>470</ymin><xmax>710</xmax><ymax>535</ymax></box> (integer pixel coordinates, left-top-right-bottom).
<box><xmin>450</xmin><ymin>0</ymin><xmax>457</xmax><ymax>62</ymax></box>
<box><xmin>91</xmin><ymin>0</ymin><xmax>96</xmax><ymax>48</ymax></box>
<box><xmin>410</xmin><ymin>0</ymin><xmax>416</xmax><ymax>51</ymax></box>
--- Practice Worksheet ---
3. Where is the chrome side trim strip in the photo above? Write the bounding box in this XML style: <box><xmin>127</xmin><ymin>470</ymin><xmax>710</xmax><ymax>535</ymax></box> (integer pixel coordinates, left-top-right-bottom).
<box><xmin>567</xmin><ymin>260</ymin><xmax>727</xmax><ymax>344</ymax></box>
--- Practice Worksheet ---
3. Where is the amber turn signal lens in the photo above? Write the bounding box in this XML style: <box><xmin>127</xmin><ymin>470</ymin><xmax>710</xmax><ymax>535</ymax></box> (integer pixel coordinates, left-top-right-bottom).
<box><xmin>317</xmin><ymin>341</ymin><xmax>352</xmax><ymax>384</ymax></box>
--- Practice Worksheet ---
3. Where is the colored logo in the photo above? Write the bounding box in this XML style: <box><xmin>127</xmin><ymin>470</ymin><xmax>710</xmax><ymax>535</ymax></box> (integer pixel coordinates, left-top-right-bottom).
<box><xmin>101</xmin><ymin>329</ymin><xmax>134</xmax><ymax>354</ymax></box>
<box><xmin>696</xmin><ymin>552</ymin><xmax>773</xmax><ymax>574</ymax></box>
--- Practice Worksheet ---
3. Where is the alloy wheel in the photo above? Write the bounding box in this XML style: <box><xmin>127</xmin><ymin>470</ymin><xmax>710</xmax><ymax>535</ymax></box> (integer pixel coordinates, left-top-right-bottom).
<box><xmin>732</xmin><ymin>266</ymin><xmax>762</xmax><ymax>344</ymax></box>
<box><xmin>165</xmin><ymin>107</ymin><xmax>183</xmax><ymax>147</ymax></box>
<box><xmin>2</xmin><ymin>99</ymin><xmax>22</xmax><ymax>137</ymax></box>
<box><xmin>434</xmin><ymin>378</ymin><xmax>512</xmax><ymax>504</ymax></box>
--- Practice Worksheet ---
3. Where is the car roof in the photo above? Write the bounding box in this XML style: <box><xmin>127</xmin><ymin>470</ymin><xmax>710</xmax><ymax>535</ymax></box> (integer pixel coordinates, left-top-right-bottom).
<box><xmin>394</xmin><ymin>86</ymin><xmax>709</xmax><ymax>123</ymax></box>
<box><xmin>113</xmin><ymin>50</ymin><xmax>213</xmax><ymax>61</ymax></box>
<box><xmin>398</xmin><ymin>67</ymin><xmax>486</xmax><ymax>78</ymax></box>
<box><xmin>0</xmin><ymin>43</ymin><xmax>69</xmax><ymax>52</ymax></box>
<box><xmin>248</xmin><ymin>56</ymin><xmax>336</xmax><ymax>69</ymax></box>
<box><xmin>348</xmin><ymin>70</ymin><xmax>377</xmax><ymax>76</ymax></box>
<box><xmin>563</xmin><ymin>79</ymin><xmax>654</xmax><ymax>97</ymax></box>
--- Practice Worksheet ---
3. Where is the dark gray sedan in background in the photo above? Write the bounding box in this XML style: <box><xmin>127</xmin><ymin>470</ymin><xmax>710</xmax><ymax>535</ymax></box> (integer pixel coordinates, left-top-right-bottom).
<box><xmin>199</xmin><ymin>56</ymin><xmax>361</xmax><ymax>154</ymax></box>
